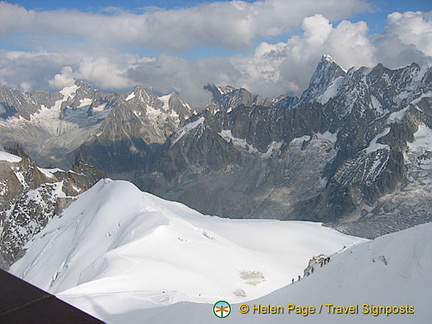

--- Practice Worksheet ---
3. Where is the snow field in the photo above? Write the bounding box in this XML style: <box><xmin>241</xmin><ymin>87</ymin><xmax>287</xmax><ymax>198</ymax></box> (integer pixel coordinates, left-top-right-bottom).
<box><xmin>134</xmin><ymin>223</ymin><xmax>432</xmax><ymax>324</ymax></box>
<box><xmin>10</xmin><ymin>179</ymin><xmax>363</xmax><ymax>321</ymax></box>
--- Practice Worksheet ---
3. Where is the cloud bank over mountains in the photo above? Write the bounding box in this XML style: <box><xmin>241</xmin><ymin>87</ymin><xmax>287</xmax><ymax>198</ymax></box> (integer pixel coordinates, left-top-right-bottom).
<box><xmin>0</xmin><ymin>1</ymin><xmax>431</xmax><ymax>105</ymax></box>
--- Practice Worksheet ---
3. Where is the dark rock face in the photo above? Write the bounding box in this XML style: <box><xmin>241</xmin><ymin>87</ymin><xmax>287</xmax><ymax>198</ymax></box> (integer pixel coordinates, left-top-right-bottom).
<box><xmin>134</xmin><ymin>57</ymin><xmax>432</xmax><ymax>238</ymax></box>
<box><xmin>0</xmin><ymin>151</ymin><xmax>104</xmax><ymax>269</ymax></box>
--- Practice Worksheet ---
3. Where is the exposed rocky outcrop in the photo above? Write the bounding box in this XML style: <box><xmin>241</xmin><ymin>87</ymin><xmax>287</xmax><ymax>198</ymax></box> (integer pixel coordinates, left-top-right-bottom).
<box><xmin>0</xmin><ymin>149</ymin><xmax>104</xmax><ymax>269</ymax></box>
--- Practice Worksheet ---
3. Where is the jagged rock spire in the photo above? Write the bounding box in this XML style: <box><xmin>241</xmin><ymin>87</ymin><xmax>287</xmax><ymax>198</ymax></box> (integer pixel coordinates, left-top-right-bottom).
<box><xmin>299</xmin><ymin>54</ymin><xmax>346</xmax><ymax>104</ymax></box>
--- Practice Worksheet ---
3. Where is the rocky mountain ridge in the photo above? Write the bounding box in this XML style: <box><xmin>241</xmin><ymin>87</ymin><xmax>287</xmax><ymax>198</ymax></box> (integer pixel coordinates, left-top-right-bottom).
<box><xmin>0</xmin><ymin>56</ymin><xmax>431</xmax><ymax>238</ymax></box>
<box><xmin>0</xmin><ymin>81</ymin><xmax>194</xmax><ymax>172</ymax></box>
<box><xmin>134</xmin><ymin>56</ymin><xmax>432</xmax><ymax>237</ymax></box>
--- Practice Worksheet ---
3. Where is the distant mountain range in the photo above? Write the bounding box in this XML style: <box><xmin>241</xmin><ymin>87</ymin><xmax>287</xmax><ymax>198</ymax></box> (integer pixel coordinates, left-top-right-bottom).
<box><xmin>1</xmin><ymin>55</ymin><xmax>431</xmax><ymax>238</ymax></box>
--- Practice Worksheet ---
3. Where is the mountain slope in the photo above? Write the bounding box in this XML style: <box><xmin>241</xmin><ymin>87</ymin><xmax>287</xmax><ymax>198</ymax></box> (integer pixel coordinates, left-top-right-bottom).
<box><xmin>9</xmin><ymin>179</ymin><xmax>363</xmax><ymax>319</ymax></box>
<box><xmin>0</xmin><ymin>82</ymin><xmax>194</xmax><ymax>170</ymax></box>
<box><xmin>112</xmin><ymin>222</ymin><xmax>432</xmax><ymax>324</ymax></box>
<box><xmin>136</xmin><ymin>57</ymin><xmax>432</xmax><ymax>237</ymax></box>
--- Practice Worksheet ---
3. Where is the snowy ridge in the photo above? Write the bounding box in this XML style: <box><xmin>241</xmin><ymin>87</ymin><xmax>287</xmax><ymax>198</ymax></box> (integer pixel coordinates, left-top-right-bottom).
<box><xmin>10</xmin><ymin>179</ymin><xmax>362</xmax><ymax>321</ymax></box>
<box><xmin>0</xmin><ymin>151</ymin><xmax>22</xmax><ymax>163</ymax></box>
<box><xmin>37</xmin><ymin>167</ymin><xmax>65</xmax><ymax>178</ymax></box>
<box><xmin>364</xmin><ymin>128</ymin><xmax>390</xmax><ymax>154</ymax></box>
<box><xmin>125</xmin><ymin>92</ymin><xmax>136</xmax><ymax>101</ymax></box>
<box><xmin>218</xmin><ymin>130</ymin><xmax>287</xmax><ymax>157</ymax></box>
<box><xmin>410</xmin><ymin>91</ymin><xmax>432</xmax><ymax>105</ymax></box>
<box><xmin>387</xmin><ymin>106</ymin><xmax>410</xmax><ymax>124</ymax></box>
<box><xmin>219</xmin><ymin>129</ymin><xmax>259</xmax><ymax>154</ymax></box>
<box><xmin>409</xmin><ymin>124</ymin><xmax>432</xmax><ymax>151</ymax></box>
<box><xmin>318</xmin><ymin>76</ymin><xmax>344</xmax><ymax>104</ymax></box>
<box><xmin>123</xmin><ymin>223</ymin><xmax>432</xmax><ymax>324</ymax></box>
<box><xmin>171</xmin><ymin>117</ymin><xmax>205</xmax><ymax>145</ymax></box>
<box><xmin>159</xmin><ymin>93</ymin><xmax>173</xmax><ymax>110</ymax></box>
<box><xmin>78</xmin><ymin>98</ymin><xmax>93</xmax><ymax>108</ymax></box>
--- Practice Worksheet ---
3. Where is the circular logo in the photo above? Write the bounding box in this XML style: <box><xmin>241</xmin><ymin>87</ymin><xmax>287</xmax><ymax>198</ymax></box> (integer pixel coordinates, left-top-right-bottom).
<box><xmin>213</xmin><ymin>300</ymin><xmax>231</xmax><ymax>318</ymax></box>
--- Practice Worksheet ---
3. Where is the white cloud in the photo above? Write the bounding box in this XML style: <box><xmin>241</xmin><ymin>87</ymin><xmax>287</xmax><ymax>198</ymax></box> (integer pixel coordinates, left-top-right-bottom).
<box><xmin>0</xmin><ymin>50</ymin><xmax>78</xmax><ymax>90</ymax></box>
<box><xmin>0</xmin><ymin>2</ymin><xmax>35</xmax><ymax>35</ymax></box>
<box><xmin>122</xmin><ymin>12</ymin><xmax>379</xmax><ymax>104</ymax></box>
<box><xmin>0</xmin><ymin>5</ymin><xmax>431</xmax><ymax>107</ymax></box>
<box><xmin>231</xmin><ymin>14</ymin><xmax>377</xmax><ymax>97</ymax></box>
<box><xmin>386</xmin><ymin>11</ymin><xmax>432</xmax><ymax>56</ymax></box>
<box><xmin>384</xmin><ymin>11</ymin><xmax>432</xmax><ymax>57</ymax></box>
<box><xmin>0</xmin><ymin>0</ymin><xmax>370</xmax><ymax>51</ymax></box>
<box><xmin>368</xmin><ymin>11</ymin><xmax>432</xmax><ymax>69</ymax></box>
<box><xmin>20</xmin><ymin>81</ymin><xmax>32</xmax><ymax>92</ymax></box>
<box><xmin>76</xmin><ymin>57</ymin><xmax>132</xmax><ymax>89</ymax></box>
<box><xmin>126</xmin><ymin>54</ymin><xmax>241</xmax><ymax>104</ymax></box>
<box><xmin>230</xmin><ymin>11</ymin><xmax>432</xmax><ymax>98</ymax></box>
<box><xmin>49</xmin><ymin>66</ymin><xmax>75</xmax><ymax>89</ymax></box>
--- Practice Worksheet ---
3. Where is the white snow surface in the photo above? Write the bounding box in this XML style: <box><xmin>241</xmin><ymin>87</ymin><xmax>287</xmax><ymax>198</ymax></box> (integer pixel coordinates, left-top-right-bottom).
<box><xmin>7</xmin><ymin>84</ymin><xmax>81</xmax><ymax>136</ymax></box>
<box><xmin>365</xmin><ymin>128</ymin><xmax>390</xmax><ymax>154</ymax></box>
<box><xmin>219</xmin><ymin>129</ymin><xmax>259</xmax><ymax>153</ymax></box>
<box><xmin>125</xmin><ymin>92</ymin><xmax>136</xmax><ymax>101</ymax></box>
<box><xmin>261</xmin><ymin>141</ymin><xmax>283</xmax><ymax>158</ymax></box>
<box><xmin>387</xmin><ymin>106</ymin><xmax>410</xmax><ymax>124</ymax></box>
<box><xmin>407</xmin><ymin>123</ymin><xmax>432</xmax><ymax>170</ymax></box>
<box><xmin>0</xmin><ymin>150</ymin><xmax>22</xmax><ymax>163</ymax></box>
<box><xmin>134</xmin><ymin>223</ymin><xmax>432</xmax><ymax>324</ymax></box>
<box><xmin>78</xmin><ymin>98</ymin><xmax>93</xmax><ymax>108</ymax></box>
<box><xmin>316</xmin><ymin>131</ymin><xmax>338</xmax><ymax>143</ymax></box>
<box><xmin>410</xmin><ymin>91</ymin><xmax>432</xmax><ymax>105</ymax></box>
<box><xmin>408</xmin><ymin>123</ymin><xmax>432</xmax><ymax>150</ymax></box>
<box><xmin>10</xmin><ymin>179</ymin><xmax>362</xmax><ymax>322</ymax></box>
<box><xmin>318</xmin><ymin>76</ymin><xmax>344</xmax><ymax>104</ymax></box>
<box><xmin>370</xmin><ymin>95</ymin><xmax>384</xmax><ymax>114</ymax></box>
<box><xmin>37</xmin><ymin>167</ymin><xmax>65</xmax><ymax>178</ymax></box>
<box><xmin>290</xmin><ymin>131</ymin><xmax>337</xmax><ymax>148</ymax></box>
<box><xmin>171</xmin><ymin>117</ymin><xmax>205</xmax><ymax>145</ymax></box>
<box><xmin>159</xmin><ymin>93</ymin><xmax>173</xmax><ymax>110</ymax></box>
<box><xmin>59</xmin><ymin>84</ymin><xmax>79</xmax><ymax>98</ymax></box>
<box><xmin>219</xmin><ymin>129</ymin><xmax>286</xmax><ymax>157</ymax></box>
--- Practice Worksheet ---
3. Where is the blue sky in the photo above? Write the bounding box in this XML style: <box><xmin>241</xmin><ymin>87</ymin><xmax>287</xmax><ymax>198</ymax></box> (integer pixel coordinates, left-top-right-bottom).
<box><xmin>0</xmin><ymin>0</ymin><xmax>431</xmax><ymax>104</ymax></box>
<box><xmin>5</xmin><ymin>0</ymin><xmax>430</xmax><ymax>33</ymax></box>
<box><xmin>6</xmin><ymin>0</ymin><xmax>257</xmax><ymax>11</ymax></box>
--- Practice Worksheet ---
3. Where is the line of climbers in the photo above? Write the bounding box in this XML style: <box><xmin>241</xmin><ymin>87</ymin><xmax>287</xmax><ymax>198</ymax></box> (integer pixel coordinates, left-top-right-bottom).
<box><xmin>291</xmin><ymin>254</ymin><xmax>331</xmax><ymax>284</ymax></box>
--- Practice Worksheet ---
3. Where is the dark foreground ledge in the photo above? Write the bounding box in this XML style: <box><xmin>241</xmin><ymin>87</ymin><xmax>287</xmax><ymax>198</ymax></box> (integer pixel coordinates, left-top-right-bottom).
<box><xmin>0</xmin><ymin>269</ymin><xmax>104</xmax><ymax>323</ymax></box>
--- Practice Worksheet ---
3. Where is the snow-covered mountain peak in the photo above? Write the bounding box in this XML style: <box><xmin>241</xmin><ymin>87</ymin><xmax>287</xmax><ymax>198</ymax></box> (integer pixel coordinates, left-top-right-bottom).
<box><xmin>204</xmin><ymin>84</ymin><xmax>272</xmax><ymax>115</ymax></box>
<box><xmin>158</xmin><ymin>93</ymin><xmax>174</xmax><ymax>110</ymax></box>
<box><xmin>322</xmin><ymin>54</ymin><xmax>335</xmax><ymax>64</ymax></box>
<box><xmin>10</xmin><ymin>179</ymin><xmax>362</xmax><ymax>309</ymax></box>
<box><xmin>59</xmin><ymin>84</ymin><xmax>79</xmax><ymax>99</ymax></box>
<box><xmin>299</xmin><ymin>54</ymin><xmax>346</xmax><ymax>104</ymax></box>
<box><xmin>203</xmin><ymin>84</ymin><xmax>236</xmax><ymax>99</ymax></box>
